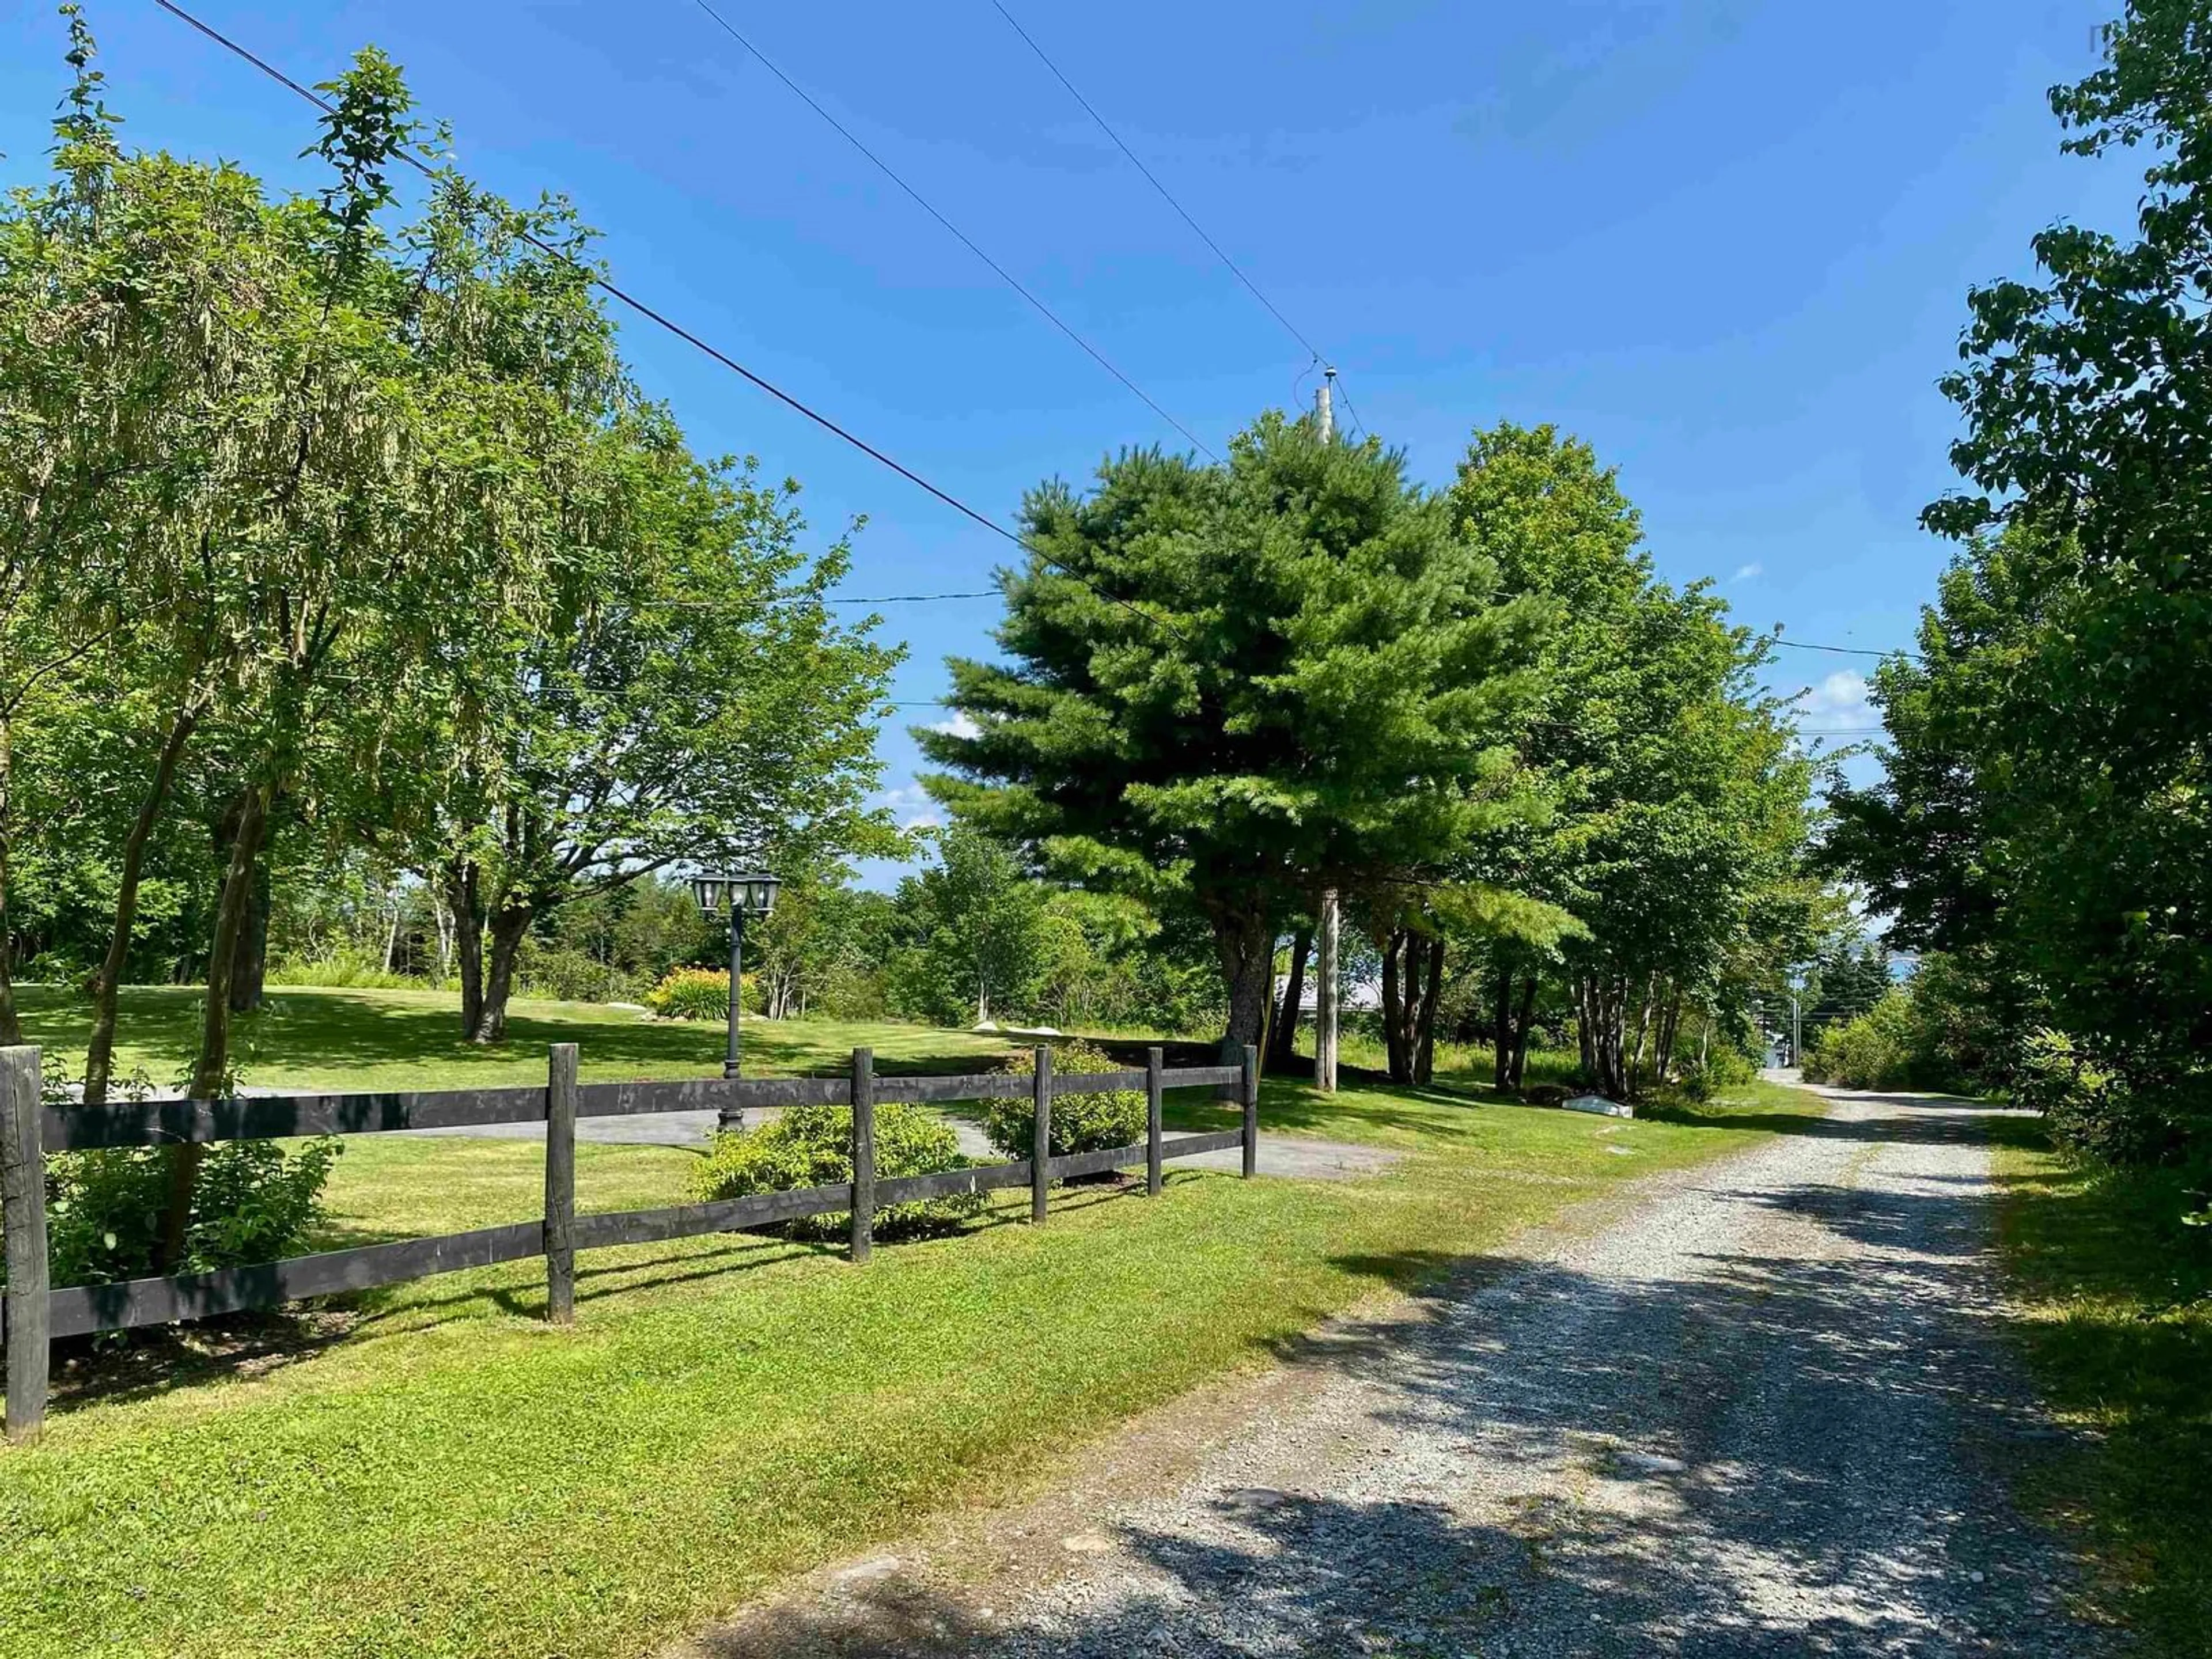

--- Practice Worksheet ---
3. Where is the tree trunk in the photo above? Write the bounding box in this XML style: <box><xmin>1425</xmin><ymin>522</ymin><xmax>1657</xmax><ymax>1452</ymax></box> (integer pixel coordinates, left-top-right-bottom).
<box><xmin>1378</xmin><ymin>929</ymin><xmax>1406</xmax><ymax>1082</ymax></box>
<box><xmin>1575</xmin><ymin>975</ymin><xmax>1597</xmax><ymax>1084</ymax></box>
<box><xmin>224</xmin><ymin>794</ymin><xmax>273</xmax><ymax>1015</ymax></box>
<box><xmin>1655</xmin><ymin>986</ymin><xmax>1684</xmax><ymax>1085</ymax></box>
<box><xmin>1414</xmin><ymin>934</ymin><xmax>1445</xmax><ymax>1085</ymax></box>
<box><xmin>474</xmin><ymin>905</ymin><xmax>532</xmax><ymax>1044</ymax></box>
<box><xmin>159</xmin><ymin>777</ymin><xmax>270</xmax><ymax>1270</ymax></box>
<box><xmin>1509</xmin><ymin>974</ymin><xmax>1538</xmax><ymax>1089</ymax></box>
<box><xmin>1590</xmin><ymin>974</ymin><xmax>1629</xmax><ymax>1100</ymax></box>
<box><xmin>84</xmin><ymin>704</ymin><xmax>199</xmax><ymax>1106</ymax></box>
<box><xmin>1210</xmin><ymin>902</ymin><xmax>1274</xmax><ymax>1058</ymax></box>
<box><xmin>0</xmin><ymin>712</ymin><xmax>18</xmax><ymax>1046</ymax></box>
<box><xmin>444</xmin><ymin>860</ymin><xmax>485</xmax><ymax>1038</ymax></box>
<box><xmin>1268</xmin><ymin>926</ymin><xmax>1311</xmax><ymax>1067</ymax></box>
<box><xmin>1492</xmin><ymin>965</ymin><xmax>1514</xmax><ymax>1092</ymax></box>
<box><xmin>431</xmin><ymin>888</ymin><xmax>454</xmax><ymax>982</ymax></box>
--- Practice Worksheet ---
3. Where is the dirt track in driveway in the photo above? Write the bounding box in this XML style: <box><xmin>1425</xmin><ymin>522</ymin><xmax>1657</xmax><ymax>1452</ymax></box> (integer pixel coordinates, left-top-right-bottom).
<box><xmin>669</xmin><ymin>1084</ymin><xmax>2107</xmax><ymax>1658</ymax></box>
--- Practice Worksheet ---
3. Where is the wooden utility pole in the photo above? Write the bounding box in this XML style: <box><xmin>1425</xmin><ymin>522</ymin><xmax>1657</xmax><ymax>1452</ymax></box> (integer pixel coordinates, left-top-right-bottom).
<box><xmin>1313</xmin><ymin>368</ymin><xmax>1342</xmax><ymax>1093</ymax></box>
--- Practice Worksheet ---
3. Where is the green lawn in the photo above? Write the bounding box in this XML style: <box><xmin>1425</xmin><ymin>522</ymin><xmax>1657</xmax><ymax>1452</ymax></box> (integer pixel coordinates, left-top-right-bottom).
<box><xmin>0</xmin><ymin>985</ymin><xmax>1819</xmax><ymax>1659</ymax></box>
<box><xmin>1993</xmin><ymin>1133</ymin><xmax>2212</xmax><ymax>1656</ymax></box>
<box><xmin>9</xmin><ymin>983</ymin><xmax>1019</xmax><ymax>1091</ymax></box>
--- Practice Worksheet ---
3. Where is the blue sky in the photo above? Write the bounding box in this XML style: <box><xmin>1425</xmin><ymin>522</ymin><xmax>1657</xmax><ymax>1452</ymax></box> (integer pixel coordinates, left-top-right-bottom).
<box><xmin>1</xmin><ymin>1</ymin><xmax>2140</xmax><ymax>884</ymax></box>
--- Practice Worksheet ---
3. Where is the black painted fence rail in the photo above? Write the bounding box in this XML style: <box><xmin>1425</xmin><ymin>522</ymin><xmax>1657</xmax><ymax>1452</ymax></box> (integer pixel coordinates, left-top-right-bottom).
<box><xmin>0</xmin><ymin>1041</ymin><xmax>1260</xmax><ymax>1445</ymax></box>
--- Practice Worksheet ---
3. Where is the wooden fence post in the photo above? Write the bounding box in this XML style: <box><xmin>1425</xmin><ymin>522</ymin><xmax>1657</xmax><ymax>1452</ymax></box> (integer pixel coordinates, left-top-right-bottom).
<box><xmin>849</xmin><ymin>1048</ymin><xmax>875</xmax><ymax>1264</ymax></box>
<box><xmin>1241</xmin><ymin>1043</ymin><xmax>1259</xmax><ymax>1179</ymax></box>
<box><xmin>2</xmin><ymin>1046</ymin><xmax>48</xmax><ymax>1445</ymax></box>
<box><xmin>1145</xmin><ymin>1046</ymin><xmax>1164</xmax><ymax>1198</ymax></box>
<box><xmin>1031</xmin><ymin>1044</ymin><xmax>1052</xmax><ymax>1224</ymax></box>
<box><xmin>544</xmin><ymin>1043</ymin><xmax>577</xmax><ymax>1325</ymax></box>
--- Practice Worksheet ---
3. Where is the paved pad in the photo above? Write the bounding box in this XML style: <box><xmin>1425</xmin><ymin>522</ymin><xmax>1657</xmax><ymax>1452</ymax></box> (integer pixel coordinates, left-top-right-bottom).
<box><xmin>406</xmin><ymin>1107</ymin><xmax>1399</xmax><ymax>1180</ymax></box>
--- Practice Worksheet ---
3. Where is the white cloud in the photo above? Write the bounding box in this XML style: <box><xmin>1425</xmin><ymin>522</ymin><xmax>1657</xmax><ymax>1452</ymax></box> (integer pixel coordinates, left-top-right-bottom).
<box><xmin>926</xmin><ymin>712</ymin><xmax>980</xmax><ymax>740</ymax></box>
<box><xmin>1797</xmin><ymin>669</ymin><xmax>1876</xmax><ymax>736</ymax></box>
<box><xmin>874</xmin><ymin>781</ymin><xmax>944</xmax><ymax>833</ymax></box>
<box><xmin>1732</xmin><ymin>561</ymin><xmax>1763</xmax><ymax>582</ymax></box>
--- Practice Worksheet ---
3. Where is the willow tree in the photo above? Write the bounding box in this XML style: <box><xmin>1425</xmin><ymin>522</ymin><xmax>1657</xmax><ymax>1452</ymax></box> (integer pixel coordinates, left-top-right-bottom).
<box><xmin>922</xmin><ymin>413</ymin><xmax>1548</xmax><ymax>1054</ymax></box>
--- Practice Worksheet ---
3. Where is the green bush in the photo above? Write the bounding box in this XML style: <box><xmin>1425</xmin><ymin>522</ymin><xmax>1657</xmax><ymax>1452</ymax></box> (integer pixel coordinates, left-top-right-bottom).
<box><xmin>0</xmin><ymin>1060</ymin><xmax>342</xmax><ymax>1296</ymax></box>
<box><xmin>515</xmin><ymin>940</ymin><xmax>643</xmax><ymax>1005</ymax></box>
<box><xmin>688</xmin><ymin>1101</ymin><xmax>981</xmax><ymax>1238</ymax></box>
<box><xmin>980</xmin><ymin>1040</ymin><xmax>1146</xmax><ymax>1161</ymax></box>
<box><xmin>1801</xmin><ymin>990</ymin><xmax>1925</xmax><ymax>1089</ymax></box>
<box><xmin>12</xmin><ymin>1141</ymin><xmax>342</xmax><ymax>1293</ymax></box>
<box><xmin>2011</xmin><ymin>1028</ymin><xmax>2199</xmax><ymax>1167</ymax></box>
<box><xmin>644</xmin><ymin>966</ymin><xmax>765</xmax><ymax>1020</ymax></box>
<box><xmin>266</xmin><ymin>952</ymin><xmax>429</xmax><ymax>990</ymax></box>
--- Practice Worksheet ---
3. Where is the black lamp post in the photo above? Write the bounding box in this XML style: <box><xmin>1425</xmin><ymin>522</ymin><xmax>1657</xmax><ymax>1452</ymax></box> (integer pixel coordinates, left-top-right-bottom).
<box><xmin>692</xmin><ymin>871</ymin><xmax>781</xmax><ymax>1129</ymax></box>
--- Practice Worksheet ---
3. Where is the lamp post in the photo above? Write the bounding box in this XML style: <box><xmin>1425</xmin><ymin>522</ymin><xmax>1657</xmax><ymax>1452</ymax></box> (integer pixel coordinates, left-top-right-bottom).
<box><xmin>691</xmin><ymin>871</ymin><xmax>781</xmax><ymax>1130</ymax></box>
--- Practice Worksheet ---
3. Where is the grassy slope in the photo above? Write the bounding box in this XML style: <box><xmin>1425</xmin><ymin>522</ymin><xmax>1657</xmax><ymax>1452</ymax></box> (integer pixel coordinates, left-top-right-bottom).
<box><xmin>1992</xmin><ymin>1134</ymin><xmax>2212</xmax><ymax>1656</ymax></box>
<box><xmin>1</xmin><ymin>986</ymin><xmax>1814</xmax><ymax>1659</ymax></box>
<box><xmin>9</xmin><ymin>983</ymin><xmax>1017</xmax><ymax>1090</ymax></box>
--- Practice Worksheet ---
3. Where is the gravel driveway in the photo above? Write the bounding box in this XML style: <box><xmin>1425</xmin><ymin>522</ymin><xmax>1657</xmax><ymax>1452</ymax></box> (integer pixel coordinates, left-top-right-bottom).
<box><xmin>678</xmin><ymin>1084</ymin><xmax>2106</xmax><ymax>1658</ymax></box>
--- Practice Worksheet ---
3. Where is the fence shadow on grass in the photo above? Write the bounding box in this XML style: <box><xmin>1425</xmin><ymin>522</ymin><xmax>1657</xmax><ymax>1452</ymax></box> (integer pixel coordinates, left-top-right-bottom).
<box><xmin>36</xmin><ymin>1169</ymin><xmax>1206</xmax><ymax>1419</ymax></box>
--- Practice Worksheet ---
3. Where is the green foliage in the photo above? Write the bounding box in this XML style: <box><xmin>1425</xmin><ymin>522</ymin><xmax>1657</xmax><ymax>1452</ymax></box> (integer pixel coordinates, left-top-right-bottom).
<box><xmin>688</xmin><ymin>1100</ymin><xmax>980</xmax><ymax>1238</ymax></box>
<box><xmin>1448</xmin><ymin>423</ymin><xmax>1816</xmax><ymax>1099</ymax></box>
<box><xmin>979</xmin><ymin>1039</ymin><xmax>1147</xmax><ymax>1160</ymax></box>
<box><xmin>882</xmin><ymin>824</ymin><xmax>1052</xmax><ymax>1028</ymax></box>
<box><xmin>643</xmin><ymin>966</ymin><xmax>752</xmax><ymax>1021</ymax></box>
<box><xmin>20</xmin><ymin>1139</ymin><xmax>340</xmax><ymax>1294</ymax></box>
<box><xmin>1800</xmin><ymin>991</ymin><xmax>1921</xmax><ymax>1090</ymax></box>
<box><xmin>1831</xmin><ymin>2</ymin><xmax>2212</xmax><ymax>1165</ymax></box>
<box><xmin>921</xmin><ymin>415</ymin><xmax>1550</xmax><ymax>1047</ymax></box>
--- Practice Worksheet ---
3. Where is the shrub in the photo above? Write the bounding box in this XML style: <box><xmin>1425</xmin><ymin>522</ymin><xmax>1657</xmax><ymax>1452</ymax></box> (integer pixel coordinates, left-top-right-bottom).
<box><xmin>688</xmin><ymin>1101</ymin><xmax>981</xmax><ymax>1238</ymax></box>
<box><xmin>516</xmin><ymin>941</ymin><xmax>643</xmax><ymax>1006</ymax></box>
<box><xmin>266</xmin><ymin>950</ymin><xmax>427</xmax><ymax>991</ymax></box>
<box><xmin>1801</xmin><ymin>990</ymin><xmax>1923</xmax><ymax>1090</ymax></box>
<box><xmin>980</xmin><ymin>1040</ymin><xmax>1146</xmax><ymax>1161</ymax></box>
<box><xmin>0</xmin><ymin>1060</ymin><xmax>342</xmax><ymax>1297</ymax></box>
<box><xmin>18</xmin><ymin>1141</ymin><xmax>341</xmax><ymax>1293</ymax></box>
<box><xmin>2010</xmin><ymin>1028</ymin><xmax>2199</xmax><ymax>1166</ymax></box>
<box><xmin>643</xmin><ymin>967</ymin><xmax>763</xmax><ymax>1020</ymax></box>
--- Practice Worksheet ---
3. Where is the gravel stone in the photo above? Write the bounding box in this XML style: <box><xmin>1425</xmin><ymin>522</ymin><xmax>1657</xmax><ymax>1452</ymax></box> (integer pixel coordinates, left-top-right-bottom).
<box><xmin>675</xmin><ymin>1084</ymin><xmax>2109</xmax><ymax>1659</ymax></box>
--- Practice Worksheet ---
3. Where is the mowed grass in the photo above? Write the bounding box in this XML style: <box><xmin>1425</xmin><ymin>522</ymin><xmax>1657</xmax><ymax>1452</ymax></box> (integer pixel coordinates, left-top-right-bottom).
<box><xmin>1993</xmin><ymin>1132</ymin><xmax>2212</xmax><ymax>1656</ymax></box>
<box><xmin>1</xmin><ymin>986</ymin><xmax>1817</xmax><ymax>1658</ymax></box>
<box><xmin>9</xmin><ymin>982</ymin><xmax>1018</xmax><ymax>1090</ymax></box>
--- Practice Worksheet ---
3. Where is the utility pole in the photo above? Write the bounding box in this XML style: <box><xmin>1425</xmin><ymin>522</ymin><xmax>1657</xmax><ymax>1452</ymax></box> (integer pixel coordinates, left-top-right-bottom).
<box><xmin>1313</xmin><ymin>367</ymin><xmax>1341</xmax><ymax>1093</ymax></box>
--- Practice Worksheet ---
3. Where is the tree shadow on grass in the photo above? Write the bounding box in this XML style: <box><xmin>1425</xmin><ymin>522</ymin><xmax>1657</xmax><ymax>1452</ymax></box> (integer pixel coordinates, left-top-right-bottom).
<box><xmin>16</xmin><ymin>984</ymin><xmax>1028</xmax><ymax>1089</ymax></box>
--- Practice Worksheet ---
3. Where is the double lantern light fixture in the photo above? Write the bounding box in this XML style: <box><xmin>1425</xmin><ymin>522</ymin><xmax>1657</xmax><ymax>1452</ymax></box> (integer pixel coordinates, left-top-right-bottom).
<box><xmin>690</xmin><ymin>872</ymin><xmax>781</xmax><ymax>920</ymax></box>
<box><xmin>691</xmin><ymin>871</ymin><xmax>781</xmax><ymax>1111</ymax></box>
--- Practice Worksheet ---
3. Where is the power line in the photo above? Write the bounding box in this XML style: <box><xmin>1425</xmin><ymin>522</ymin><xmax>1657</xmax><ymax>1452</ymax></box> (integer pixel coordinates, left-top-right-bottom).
<box><xmin>831</xmin><ymin>590</ymin><xmax>998</xmax><ymax>604</ymax></box>
<box><xmin>682</xmin><ymin>0</ymin><xmax>1218</xmax><ymax>463</ymax></box>
<box><xmin>149</xmin><ymin>0</ymin><xmax>1182</xmax><ymax>642</ymax></box>
<box><xmin>1770</xmin><ymin>638</ymin><xmax>1916</xmax><ymax>661</ymax></box>
<box><xmin>986</xmin><ymin>0</ymin><xmax>1330</xmax><ymax>368</ymax></box>
<box><xmin>1332</xmin><ymin>373</ymin><xmax>1367</xmax><ymax>441</ymax></box>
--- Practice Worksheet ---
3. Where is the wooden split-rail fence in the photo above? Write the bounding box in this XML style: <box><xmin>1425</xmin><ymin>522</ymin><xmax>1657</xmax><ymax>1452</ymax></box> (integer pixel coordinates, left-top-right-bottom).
<box><xmin>0</xmin><ymin>1042</ymin><xmax>1259</xmax><ymax>1445</ymax></box>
